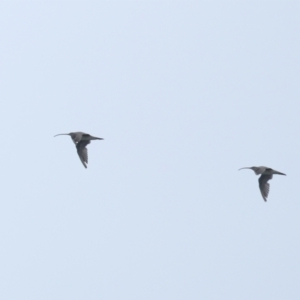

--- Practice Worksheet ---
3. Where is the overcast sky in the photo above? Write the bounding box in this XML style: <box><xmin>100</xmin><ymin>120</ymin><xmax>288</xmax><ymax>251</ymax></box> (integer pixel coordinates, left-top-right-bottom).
<box><xmin>0</xmin><ymin>1</ymin><xmax>299</xmax><ymax>299</ymax></box>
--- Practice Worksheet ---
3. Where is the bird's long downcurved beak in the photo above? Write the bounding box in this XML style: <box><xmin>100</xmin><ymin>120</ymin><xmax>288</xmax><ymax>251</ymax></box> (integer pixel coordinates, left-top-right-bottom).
<box><xmin>238</xmin><ymin>167</ymin><xmax>251</xmax><ymax>171</ymax></box>
<box><xmin>54</xmin><ymin>133</ymin><xmax>70</xmax><ymax>137</ymax></box>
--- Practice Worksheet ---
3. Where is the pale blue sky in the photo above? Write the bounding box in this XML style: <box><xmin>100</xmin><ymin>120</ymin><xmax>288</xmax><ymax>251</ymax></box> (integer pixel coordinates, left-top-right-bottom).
<box><xmin>0</xmin><ymin>1</ymin><xmax>299</xmax><ymax>299</ymax></box>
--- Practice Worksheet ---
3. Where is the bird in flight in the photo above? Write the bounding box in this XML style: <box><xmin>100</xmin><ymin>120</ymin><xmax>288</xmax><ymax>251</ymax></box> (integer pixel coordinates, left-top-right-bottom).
<box><xmin>54</xmin><ymin>132</ymin><xmax>104</xmax><ymax>168</ymax></box>
<box><xmin>239</xmin><ymin>166</ymin><xmax>286</xmax><ymax>202</ymax></box>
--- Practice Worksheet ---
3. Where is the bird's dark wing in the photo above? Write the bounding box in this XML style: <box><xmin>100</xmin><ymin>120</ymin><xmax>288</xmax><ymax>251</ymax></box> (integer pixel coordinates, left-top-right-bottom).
<box><xmin>269</xmin><ymin>168</ymin><xmax>286</xmax><ymax>176</ymax></box>
<box><xmin>259</xmin><ymin>174</ymin><xmax>273</xmax><ymax>202</ymax></box>
<box><xmin>81</xmin><ymin>133</ymin><xmax>104</xmax><ymax>141</ymax></box>
<box><xmin>76</xmin><ymin>140</ymin><xmax>90</xmax><ymax>168</ymax></box>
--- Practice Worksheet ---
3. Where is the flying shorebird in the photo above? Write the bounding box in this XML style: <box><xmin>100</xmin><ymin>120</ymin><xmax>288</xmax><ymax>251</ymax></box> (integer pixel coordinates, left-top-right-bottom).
<box><xmin>239</xmin><ymin>166</ymin><xmax>286</xmax><ymax>201</ymax></box>
<box><xmin>54</xmin><ymin>132</ymin><xmax>104</xmax><ymax>168</ymax></box>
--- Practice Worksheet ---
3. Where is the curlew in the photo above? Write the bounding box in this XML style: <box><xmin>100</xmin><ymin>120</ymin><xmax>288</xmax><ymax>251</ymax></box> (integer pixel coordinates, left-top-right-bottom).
<box><xmin>239</xmin><ymin>166</ymin><xmax>286</xmax><ymax>201</ymax></box>
<box><xmin>54</xmin><ymin>132</ymin><xmax>104</xmax><ymax>168</ymax></box>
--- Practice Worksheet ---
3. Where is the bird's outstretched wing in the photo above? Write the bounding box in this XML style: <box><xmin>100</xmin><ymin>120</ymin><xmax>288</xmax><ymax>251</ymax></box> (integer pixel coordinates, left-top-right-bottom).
<box><xmin>82</xmin><ymin>133</ymin><xmax>104</xmax><ymax>141</ymax></box>
<box><xmin>259</xmin><ymin>174</ymin><xmax>273</xmax><ymax>202</ymax></box>
<box><xmin>76</xmin><ymin>140</ymin><xmax>90</xmax><ymax>168</ymax></box>
<box><xmin>269</xmin><ymin>168</ymin><xmax>286</xmax><ymax>176</ymax></box>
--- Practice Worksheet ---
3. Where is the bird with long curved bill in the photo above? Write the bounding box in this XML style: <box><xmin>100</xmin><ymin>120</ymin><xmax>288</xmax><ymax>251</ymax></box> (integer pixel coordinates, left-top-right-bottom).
<box><xmin>239</xmin><ymin>166</ymin><xmax>286</xmax><ymax>202</ymax></box>
<box><xmin>54</xmin><ymin>132</ymin><xmax>104</xmax><ymax>168</ymax></box>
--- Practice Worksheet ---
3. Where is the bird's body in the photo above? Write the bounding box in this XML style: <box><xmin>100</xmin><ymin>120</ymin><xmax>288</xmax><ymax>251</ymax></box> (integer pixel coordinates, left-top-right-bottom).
<box><xmin>239</xmin><ymin>166</ymin><xmax>286</xmax><ymax>201</ymax></box>
<box><xmin>54</xmin><ymin>132</ymin><xmax>104</xmax><ymax>168</ymax></box>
